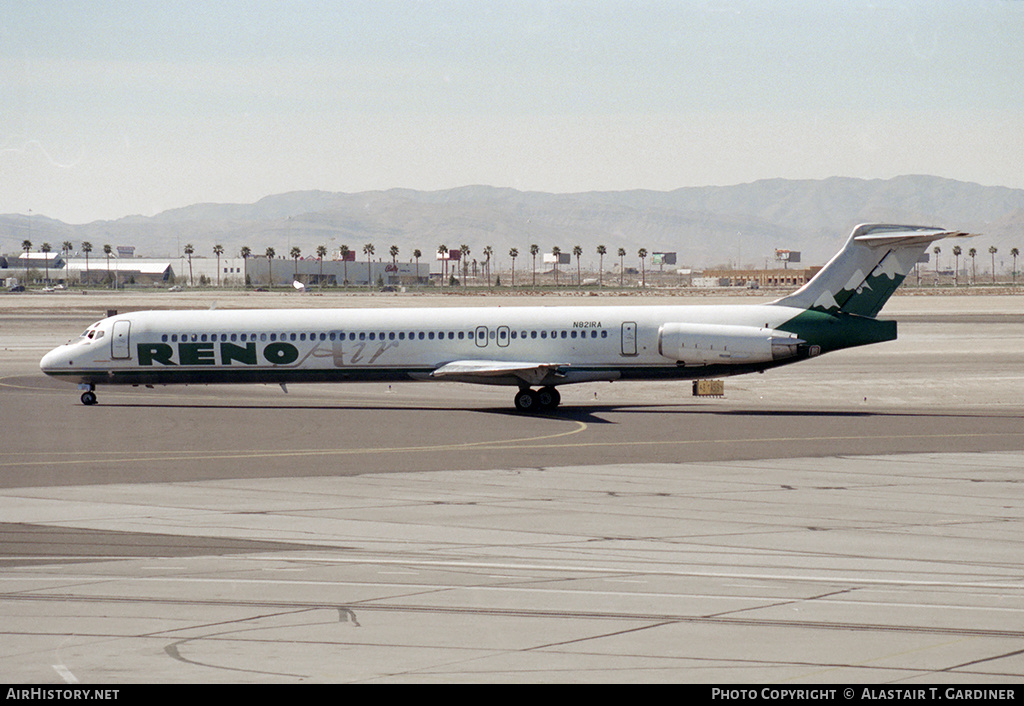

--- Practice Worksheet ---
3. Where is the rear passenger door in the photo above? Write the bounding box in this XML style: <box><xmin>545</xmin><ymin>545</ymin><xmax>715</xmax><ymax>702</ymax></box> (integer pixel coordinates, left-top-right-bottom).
<box><xmin>621</xmin><ymin>322</ymin><xmax>637</xmax><ymax>356</ymax></box>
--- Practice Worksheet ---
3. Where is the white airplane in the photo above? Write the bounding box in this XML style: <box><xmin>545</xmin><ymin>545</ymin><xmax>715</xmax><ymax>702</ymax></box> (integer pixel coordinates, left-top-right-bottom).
<box><xmin>40</xmin><ymin>224</ymin><xmax>971</xmax><ymax>412</ymax></box>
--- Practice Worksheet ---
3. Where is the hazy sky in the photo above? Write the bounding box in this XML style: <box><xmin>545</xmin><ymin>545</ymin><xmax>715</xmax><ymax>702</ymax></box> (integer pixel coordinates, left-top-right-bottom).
<box><xmin>3</xmin><ymin>0</ymin><xmax>1023</xmax><ymax>223</ymax></box>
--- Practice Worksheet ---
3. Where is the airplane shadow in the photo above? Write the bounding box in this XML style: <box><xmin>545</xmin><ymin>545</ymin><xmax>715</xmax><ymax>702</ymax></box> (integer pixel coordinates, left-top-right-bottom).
<box><xmin>96</xmin><ymin>400</ymin><xmax>1021</xmax><ymax>425</ymax></box>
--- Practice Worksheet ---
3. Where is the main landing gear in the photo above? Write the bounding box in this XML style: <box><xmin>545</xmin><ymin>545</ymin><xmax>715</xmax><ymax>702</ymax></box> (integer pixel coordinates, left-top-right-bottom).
<box><xmin>513</xmin><ymin>386</ymin><xmax>561</xmax><ymax>413</ymax></box>
<box><xmin>79</xmin><ymin>384</ymin><xmax>98</xmax><ymax>406</ymax></box>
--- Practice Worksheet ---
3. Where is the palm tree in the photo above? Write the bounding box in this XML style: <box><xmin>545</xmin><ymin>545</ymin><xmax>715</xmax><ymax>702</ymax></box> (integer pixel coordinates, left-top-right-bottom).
<box><xmin>573</xmin><ymin>245</ymin><xmax>583</xmax><ymax>286</ymax></box>
<box><xmin>551</xmin><ymin>246</ymin><xmax>561</xmax><ymax>286</ymax></box>
<box><xmin>104</xmin><ymin>244</ymin><xmax>114</xmax><ymax>286</ymax></box>
<box><xmin>990</xmin><ymin>246</ymin><xmax>998</xmax><ymax>283</ymax></box>
<box><xmin>290</xmin><ymin>246</ymin><xmax>302</xmax><ymax>281</ymax></box>
<box><xmin>459</xmin><ymin>244</ymin><xmax>470</xmax><ymax>286</ymax></box>
<box><xmin>265</xmin><ymin>246</ymin><xmax>275</xmax><ymax>286</ymax></box>
<box><xmin>1011</xmin><ymin>247</ymin><xmax>1020</xmax><ymax>285</ymax></box>
<box><xmin>596</xmin><ymin>245</ymin><xmax>606</xmax><ymax>286</ymax></box>
<box><xmin>413</xmin><ymin>248</ymin><xmax>422</xmax><ymax>284</ymax></box>
<box><xmin>483</xmin><ymin>245</ymin><xmax>493</xmax><ymax>287</ymax></box>
<box><xmin>389</xmin><ymin>245</ymin><xmax>400</xmax><ymax>285</ymax></box>
<box><xmin>933</xmin><ymin>245</ymin><xmax>941</xmax><ymax>285</ymax></box>
<box><xmin>212</xmin><ymin>244</ymin><xmax>224</xmax><ymax>286</ymax></box>
<box><xmin>21</xmin><ymin>239</ymin><xmax>31</xmax><ymax>280</ymax></box>
<box><xmin>509</xmin><ymin>247</ymin><xmax>518</xmax><ymax>288</ymax></box>
<box><xmin>638</xmin><ymin>248</ymin><xmax>648</xmax><ymax>287</ymax></box>
<box><xmin>437</xmin><ymin>244</ymin><xmax>448</xmax><ymax>286</ymax></box>
<box><xmin>183</xmin><ymin>244</ymin><xmax>194</xmax><ymax>286</ymax></box>
<box><xmin>969</xmin><ymin>247</ymin><xmax>977</xmax><ymax>284</ymax></box>
<box><xmin>618</xmin><ymin>247</ymin><xmax>626</xmax><ymax>286</ymax></box>
<box><xmin>952</xmin><ymin>244</ymin><xmax>961</xmax><ymax>286</ymax></box>
<box><xmin>530</xmin><ymin>244</ymin><xmax>539</xmax><ymax>287</ymax></box>
<box><xmin>41</xmin><ymin>242</ymin><xmax>51</xmax><ymax>283</ymax></box>
<box><xmin>81</xmin><ymin>241</ymin><xmax>92</xmax><ymax>284</ymax></box>
<box><xmin>240</xmin><ymin>246</ymin><xmax>251</xmax><ymax>288</ymax></box>
<box><xmin>339</xmin><ymin>244</ymin><xmax>350</xmax><ymax>286</ymax></box>
<box><xmin>363</xmin><ymin>243</ymin><xmax>375</xmax><ymax>287</ymax></box>
<box><xmin>316</xmin><ymin>245</ymin><xmax>327</xmax><ymax>287</ymax></box>
<box><xmin>62</xmin><ymin>241</ymin><xmax>73</xmax><ymax>285</ymax></box>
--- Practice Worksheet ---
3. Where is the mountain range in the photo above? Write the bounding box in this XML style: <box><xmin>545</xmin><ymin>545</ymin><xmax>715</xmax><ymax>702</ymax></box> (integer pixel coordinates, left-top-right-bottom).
<box><xmin>3</xmin><ymin>175</ymin><xmax>1023</xmax><ymax>270</ymax></box>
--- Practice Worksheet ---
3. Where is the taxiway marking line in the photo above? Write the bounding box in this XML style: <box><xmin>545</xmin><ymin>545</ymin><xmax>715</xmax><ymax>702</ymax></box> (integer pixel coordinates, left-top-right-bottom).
<box><xmin>4</xmin><ymin>574</ymin><xmax>1024</xmax><ymax>608</ymax></box>
<box><xmin>1</xmin><ymin>429</ymin><xmax>1022</xmax><ymax>469</ymax></box>
<box><xmin>0</xmin><ymin>420</ymin><xmax>590</xmax><ymax>468</ymax></box>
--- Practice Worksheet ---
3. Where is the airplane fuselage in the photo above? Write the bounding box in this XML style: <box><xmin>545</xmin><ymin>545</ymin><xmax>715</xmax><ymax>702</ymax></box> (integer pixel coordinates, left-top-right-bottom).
<box><xmin>39</xmin><ymin>303</ymin><xmax>820</xmax><ymax>391</ymax></box>
<box><xmin>39</xmin><ymin>225</ymin><xmax>970</xmax><ymax>411</ymax></box>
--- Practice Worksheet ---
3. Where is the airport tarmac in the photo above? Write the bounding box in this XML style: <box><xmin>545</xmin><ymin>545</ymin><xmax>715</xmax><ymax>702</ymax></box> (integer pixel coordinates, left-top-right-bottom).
<box><xmin>2</xmin><ymin>290</ymin><xmax>1024</xmax><ymax>683</ymax></box>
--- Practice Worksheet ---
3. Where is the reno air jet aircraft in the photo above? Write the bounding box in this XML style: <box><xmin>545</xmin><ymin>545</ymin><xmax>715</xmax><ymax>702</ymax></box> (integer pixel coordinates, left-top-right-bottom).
<box><xmin>41</xmin><ymin>224</ymin><xmax>971</xmax><ymax>412</ymax></box>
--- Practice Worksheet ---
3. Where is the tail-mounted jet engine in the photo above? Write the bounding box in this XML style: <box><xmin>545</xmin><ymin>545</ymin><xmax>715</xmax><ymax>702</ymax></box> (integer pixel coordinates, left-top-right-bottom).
<box><xmin>658</xmin><ymin>323</ymin><xmax>813</xmax><ymax>365</ymax></box>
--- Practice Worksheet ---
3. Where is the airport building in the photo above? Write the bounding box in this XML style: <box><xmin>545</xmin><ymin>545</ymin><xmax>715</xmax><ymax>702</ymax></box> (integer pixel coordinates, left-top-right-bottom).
<box><xmin>242</xmin><ymin>256</ymin><xmax>430</xmax><ymax>287</ymax></box>
<box><xmin>696</xmin><ymin>266</ymin><xmax>822</xmax><ymax>288</ymax></box>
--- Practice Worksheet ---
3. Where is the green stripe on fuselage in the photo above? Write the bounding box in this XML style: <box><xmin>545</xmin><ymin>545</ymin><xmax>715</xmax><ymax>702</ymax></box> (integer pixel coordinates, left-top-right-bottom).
<box><xmin>776</xmin><ymin>308</ymin><xmax>896</xmax><ymax>354</ymax></box>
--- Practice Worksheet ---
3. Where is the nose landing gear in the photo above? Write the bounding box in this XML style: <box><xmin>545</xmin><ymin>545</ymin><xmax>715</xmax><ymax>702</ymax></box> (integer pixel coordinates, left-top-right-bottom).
<box><xmin>514</xmin><ymin>386</ymin><xmax>561</xmax><ymax>413</ymax></box>
<box><xmin>78</xmin><ymin>384</ymin><xmax>98</xmax><ymax>406</ymax></box>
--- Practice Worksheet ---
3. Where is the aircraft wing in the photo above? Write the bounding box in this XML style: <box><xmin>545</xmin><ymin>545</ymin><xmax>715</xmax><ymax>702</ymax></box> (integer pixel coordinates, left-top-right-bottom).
<box><xmin>430</xmin><ymin>360</ymin><xmax>567</xmax><ymax>386</ymax></box>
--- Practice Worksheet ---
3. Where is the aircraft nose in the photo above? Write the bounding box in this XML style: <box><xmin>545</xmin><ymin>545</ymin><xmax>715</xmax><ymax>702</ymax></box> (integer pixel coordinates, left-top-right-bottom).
<box><xmin>40</xmin><ymin>346</ymin><xmax>69</xmax><ymax>375</ymax></box>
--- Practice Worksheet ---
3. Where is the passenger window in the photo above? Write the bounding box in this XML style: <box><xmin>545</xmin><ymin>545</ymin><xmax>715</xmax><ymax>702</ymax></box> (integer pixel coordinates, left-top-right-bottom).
<box><xmin>428</xmin><ymin>332</ymin><xmax>434</xmax><ymax>340</ymax></box>
<box><xmin>359</xmin><ymin>333</ymin><xmax>366</xmax><ymax>341</ymax></box>
<box><xmin>418</xmin><ymin>332</ymin><xmax>425</xmax><ymax>340</ymax></box>
<box><xmin>540</xmin><ymin>331</ymin><xmax>547</xmax><ymax>339</ymax></box>
<box><xmin>162</xmin><ymin>334</ymin><xmax>168</xmax><ymax>342</ymax></box>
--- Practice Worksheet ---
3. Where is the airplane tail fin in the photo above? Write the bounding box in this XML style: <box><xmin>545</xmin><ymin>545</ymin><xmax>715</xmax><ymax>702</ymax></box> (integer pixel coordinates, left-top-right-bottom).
<box><xmin>772</xmin><ymin>224</ymin><xmax>974</xmax><ymax>318</ymax></box>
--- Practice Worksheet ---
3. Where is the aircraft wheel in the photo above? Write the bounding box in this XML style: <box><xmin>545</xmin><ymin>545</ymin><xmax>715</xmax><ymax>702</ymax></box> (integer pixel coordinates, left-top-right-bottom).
<box><xmin>537</xmin><ymin>386</ymin><xmax>560</xmax><ymax>409</ymax></box>
<box><xmin>81</xmin><ymin>391</ymin><xmax>98</xmax><ymax>406</ymax></box>
<box><xmin>514</xmin><ymin>389</ymin><xmax>538</xmax><ymax>413</ymax></box>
